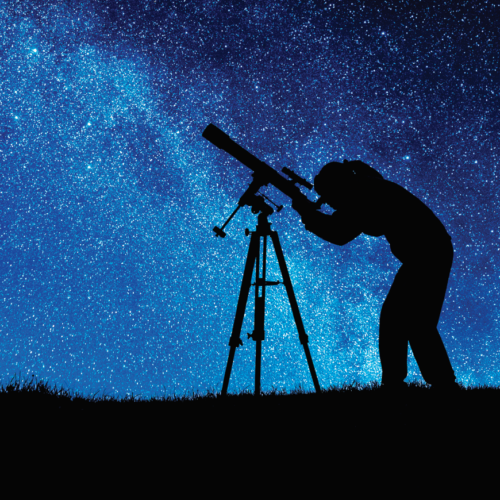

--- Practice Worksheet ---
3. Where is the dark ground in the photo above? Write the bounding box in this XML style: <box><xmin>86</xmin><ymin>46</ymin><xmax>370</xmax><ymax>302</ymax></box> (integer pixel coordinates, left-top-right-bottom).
<box><xmin>3</xmin><ymin>376</ymin><xmax>499</xmax><ymax>441</ymax></box>
<box><xmin>2</xmin><ymin>376</ymin><xmax>498</xmax><ymax>488</ymax></box>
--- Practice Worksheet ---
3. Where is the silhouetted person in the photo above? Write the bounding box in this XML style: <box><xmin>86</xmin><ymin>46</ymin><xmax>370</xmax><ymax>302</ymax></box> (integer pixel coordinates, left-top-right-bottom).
<box><xmin>293</xmin><ymin>160</ymin><xmax>458</xmax><ymax>391</ymax></box>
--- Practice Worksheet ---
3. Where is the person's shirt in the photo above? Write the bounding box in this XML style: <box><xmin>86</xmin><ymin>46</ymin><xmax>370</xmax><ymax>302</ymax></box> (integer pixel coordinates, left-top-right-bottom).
<box><xmin>305</xmin><ymin>177</ymin><xmax>451</xmax><ymax>263</ymax></box>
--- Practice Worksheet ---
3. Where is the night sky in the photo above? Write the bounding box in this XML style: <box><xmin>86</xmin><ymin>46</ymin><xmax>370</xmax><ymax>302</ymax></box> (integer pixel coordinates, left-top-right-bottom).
<box><xmin>1</xmin><ymin>0</ymin><xmax>498</xmax><ymax>398</ymax></box>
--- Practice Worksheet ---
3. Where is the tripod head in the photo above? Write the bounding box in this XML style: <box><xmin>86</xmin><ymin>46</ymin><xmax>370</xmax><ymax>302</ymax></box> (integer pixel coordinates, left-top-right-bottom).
<box><xmin>213</xmin><ymin>176</ymin><xmax>279</xmax><ymax>238</ymax></box>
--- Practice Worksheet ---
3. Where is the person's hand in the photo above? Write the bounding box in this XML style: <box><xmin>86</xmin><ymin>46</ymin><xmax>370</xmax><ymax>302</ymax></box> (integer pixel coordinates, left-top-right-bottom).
<box><xmin>291</xmin><ymin>198</ymin><xmax>308</xmax><ymax>216</ymax></box>
<box><xmin>291</xmin><ymin>199</ymin><xmax>318</xmax><ymax>227</ymax></box>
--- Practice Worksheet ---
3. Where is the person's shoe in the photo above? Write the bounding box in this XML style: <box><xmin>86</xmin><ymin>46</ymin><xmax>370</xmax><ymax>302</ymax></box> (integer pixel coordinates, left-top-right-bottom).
<box><xmin>380</xmin><ymin>382</ymin><xmax>408</xmax><ymax>393</ymax></box>
<box><xmin>430</xmin><ymin>381</ymin><xmax>461</xmax><ymax>392</ymax></box>
<box><xmin>429</xmin><ymin>382</ymin><xmax>461</xmax><ymax>408</ymax></box>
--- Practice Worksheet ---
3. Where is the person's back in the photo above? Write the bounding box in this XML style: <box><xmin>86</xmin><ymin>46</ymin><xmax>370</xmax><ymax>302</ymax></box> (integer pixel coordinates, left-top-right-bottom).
<box><xmin>336</xmin><ymin>176</ymin><xmax>451</xmax><ymax>263</ymax></box>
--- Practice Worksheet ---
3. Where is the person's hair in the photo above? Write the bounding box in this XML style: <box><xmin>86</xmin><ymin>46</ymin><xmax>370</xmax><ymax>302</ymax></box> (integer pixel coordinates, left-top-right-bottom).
<box><xmin>314</xmin><ymin>159</ymin><xmax>383</xmax><ymax>190</ymax></box>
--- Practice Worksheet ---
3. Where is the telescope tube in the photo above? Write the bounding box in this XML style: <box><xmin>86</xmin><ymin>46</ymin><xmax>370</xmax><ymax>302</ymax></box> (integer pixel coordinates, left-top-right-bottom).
<box><xmin>202</xmin><ymin>124</ymin><xmax>313</xmax><ymax>206</ymax></box>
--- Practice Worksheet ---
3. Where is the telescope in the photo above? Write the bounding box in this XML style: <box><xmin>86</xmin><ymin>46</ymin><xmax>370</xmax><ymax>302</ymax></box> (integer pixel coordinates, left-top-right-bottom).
<box><xmin>202</xmin><ymin>124</ymin><xmax>323</xmax><ymax>236</ymax></box>
<box><xmin>202</xmin><ymin>124</ymin><xmax>322</xmax><ymax>396</ymax></box>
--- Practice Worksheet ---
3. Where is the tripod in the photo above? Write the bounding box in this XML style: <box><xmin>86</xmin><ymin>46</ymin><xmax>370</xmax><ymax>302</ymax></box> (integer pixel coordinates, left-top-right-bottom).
<box><xmin>221</xmin><ymin>211</ymin><xmax>322</xmax><ymax>396</ymax></box>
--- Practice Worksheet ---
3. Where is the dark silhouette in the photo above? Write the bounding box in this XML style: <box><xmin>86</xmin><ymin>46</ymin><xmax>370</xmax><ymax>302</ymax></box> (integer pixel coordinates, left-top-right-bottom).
<box><xmin>293</xmin><ymin>160</ymin><xmax>459</xmax><ymax>390</ymax></box>
<box><xmin>203</xmin><ymin>124</ymin><xmax>326</xmax><ymax>395</ymax></box>
<box><xmin>202</xmin><ymin>124</ymin><xmax>459</xmax><ymax>392</ymax></box>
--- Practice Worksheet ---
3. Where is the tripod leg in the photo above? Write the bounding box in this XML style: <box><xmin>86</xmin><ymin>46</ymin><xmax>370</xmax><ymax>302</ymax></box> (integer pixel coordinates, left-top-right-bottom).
<box><xmin>222</xmin><ymin>347</ymin><xmax>237</xmax><ymax>397</ymax></box>
<box><xmin>221</xmin><ymin>232</ymin><xmax>259</xmax><ymax>396</ymax></box>
<box><xmin>255</xmin><ymin>340</ymin><xmax>262</xmax><ymax>396</ymax></box>
<box><xmin>269</xmin><ymin>232</ymin><xmax>322</xmax><ymax>394</ymax></box>
<box><xmin>253</xmin><ymin>234</ymin><xmax>267</xmax><ymax>396</ymax></box>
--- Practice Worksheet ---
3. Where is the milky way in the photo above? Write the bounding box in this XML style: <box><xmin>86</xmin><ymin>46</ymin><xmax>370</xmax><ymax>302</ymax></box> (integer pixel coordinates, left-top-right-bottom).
<box><xmin>0</xmin><ymin>0</ymin><xmax>498</xmax><ymax>397</ymax></box>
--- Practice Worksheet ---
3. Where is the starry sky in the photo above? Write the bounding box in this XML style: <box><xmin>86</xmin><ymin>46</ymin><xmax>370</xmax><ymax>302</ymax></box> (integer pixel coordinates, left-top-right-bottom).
<box><xmin>0</xmin><ymin>0</ymin><xmax>498</xmax><ymax>398</ymax></box>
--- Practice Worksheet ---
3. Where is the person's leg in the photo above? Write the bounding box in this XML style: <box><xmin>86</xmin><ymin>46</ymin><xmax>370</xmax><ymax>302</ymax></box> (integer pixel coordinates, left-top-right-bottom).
<box><xmin>409</xmin><ymin>327</ymin><xmax>456</xmax><ymax>385</ymax></box>
<box><xmin>406</xmin><ymin>239</ymin><xmax>456</xmax><ymax>385</ymax></box>
<box><xmin>379</xmin><ymin>266</ymin><xmax>411</xmax><ymax>386</ymax></box>
<box><xmin>379</xmin><ymin>238</ymin><xmax>456</xmax><ymax>386</ymax></box>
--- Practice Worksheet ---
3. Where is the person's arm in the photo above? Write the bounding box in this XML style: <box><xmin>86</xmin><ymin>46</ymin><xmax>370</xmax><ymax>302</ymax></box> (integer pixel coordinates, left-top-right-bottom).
<box><xmin>296</xmin><ymin>207</ymin><xmax>362</xmax><ymax>246</ymax></box>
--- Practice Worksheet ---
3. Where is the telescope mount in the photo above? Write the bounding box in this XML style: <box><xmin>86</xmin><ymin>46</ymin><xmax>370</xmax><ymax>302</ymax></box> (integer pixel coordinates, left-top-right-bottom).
<box><xmin>215</xmin><ymin>181</ymin><xmax>322</xmax><ymax>396</ymax></box>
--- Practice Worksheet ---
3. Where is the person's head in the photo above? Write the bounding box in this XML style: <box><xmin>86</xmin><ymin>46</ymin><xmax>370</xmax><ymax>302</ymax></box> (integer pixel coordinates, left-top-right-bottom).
<box><xmin>314</xmin><ymin>159</ymin><xmax>383</xmax><ymax>209</ymax></box>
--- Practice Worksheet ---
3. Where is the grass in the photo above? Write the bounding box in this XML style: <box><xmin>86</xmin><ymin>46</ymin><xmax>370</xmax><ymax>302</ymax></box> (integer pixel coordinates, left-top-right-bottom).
<box><xmin>3</xmin><ymin>374</ymin><xmax>500</xmax><ymax>456</ymax></box>
<box><xmin>3</xmin><ymin>373</ymin><xmax>500</xmax><ymax>417</ymax></box>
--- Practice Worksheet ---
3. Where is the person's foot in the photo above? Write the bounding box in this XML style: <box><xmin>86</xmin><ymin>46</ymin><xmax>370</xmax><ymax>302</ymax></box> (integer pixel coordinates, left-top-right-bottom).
<box><xmin>430</xmin><ymin>381</ymin><xmax>461</xmax><ymax>392</ymax></box>
<box><xmin>380</xmin><ymin>381</ymin><xmax>408</xmax><ymax>393</ymax></box>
